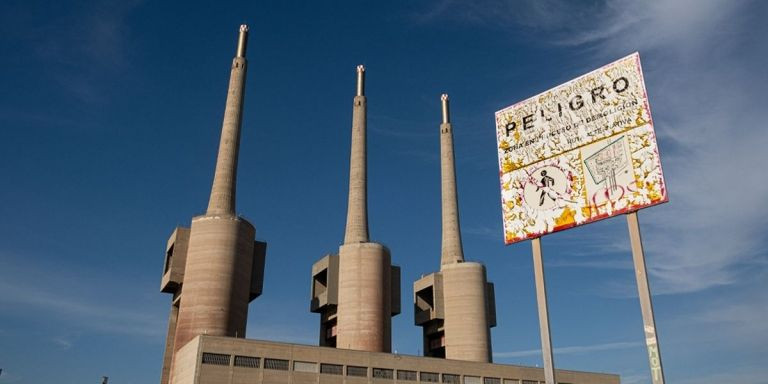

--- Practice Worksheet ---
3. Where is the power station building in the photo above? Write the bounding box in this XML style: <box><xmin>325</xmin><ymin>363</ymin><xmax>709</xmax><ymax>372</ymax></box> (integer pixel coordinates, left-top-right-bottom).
<box><xmin>159</xmin><ymin>26</ymin><xmax>620</xmax><ymax>384</ymax></box>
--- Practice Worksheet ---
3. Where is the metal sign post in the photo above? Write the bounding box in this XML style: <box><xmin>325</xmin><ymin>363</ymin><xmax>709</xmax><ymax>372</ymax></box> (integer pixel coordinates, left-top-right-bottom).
<box><xmin>531</xmin><ymin>237</ymin><xmax>557</xmax><ymax>384</ymax></box>
<box><xmin>627</xmin><ymin>212</ymin><xmax>665</xmax><ymax>384</ymax></box>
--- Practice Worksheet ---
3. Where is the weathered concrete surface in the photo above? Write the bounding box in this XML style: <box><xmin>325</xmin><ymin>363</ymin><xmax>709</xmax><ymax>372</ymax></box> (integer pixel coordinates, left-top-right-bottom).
<box><xmin>173</xmin><ymin>215</ymin><xmax>255</xmax><ymax>352</ymax></box>
<box><xmin>336</xmin><ymin>242</ymin><xmax>392</xmax><ymax>352</ymax></box>
<box><xmin>442</xmin><ymin>262</ymin><xmax>492</xmax><ymax>362</ymax></box>
<box><xmin>207</xmin><ymin>54</ymin><xmax>247</xmax><ymax>216</ymax></box>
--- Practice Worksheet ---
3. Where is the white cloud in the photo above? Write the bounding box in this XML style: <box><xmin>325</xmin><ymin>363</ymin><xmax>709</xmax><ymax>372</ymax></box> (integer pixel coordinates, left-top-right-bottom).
<box><xmin>0</xmin><ymin>252</ymin><xmax>165</xmax><ymax>338</ymax></box>
<box><xmin>494</xmin><ymin>340</ymin><xmax>642</xmax><ymax>358</ymax></box>
<box><xmin>0</xmin><ymin>278</ymin><xmax>165</xmax><ymax>337</ymax></box>
<box><xmin>52</xmin><ymin>336</ymin><xmax>74</xmax><ymax>349</ymax></box>
<box><xmin>418</xmin><ymin>0</ymin><xmax>768</xmax><ymax>295</ymax></box>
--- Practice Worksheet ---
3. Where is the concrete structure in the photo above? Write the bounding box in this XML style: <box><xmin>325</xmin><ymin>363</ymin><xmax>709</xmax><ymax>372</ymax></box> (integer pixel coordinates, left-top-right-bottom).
<box><xmin>414</xmin><ymin>95</ymin><xmax>496</xmax><ymax>363</ymax></box>
<box><xmin>159</xmin><ymin>28</ymin><xmax>621</xmax><ymax>384</ymax></box>
<box><xmin>160</xmin><ymin>25</ymin><xmax>266</xmax><ymax>384</ymax></box>
<box><xmin>170</xmin><ymin>335</ymin><xmax>619</xmax><ymax>384</ymax></box>
<box><xmin>310</xmin><ymin>66</ymin><xmax>401</xmax><ymax>352</ymax></box>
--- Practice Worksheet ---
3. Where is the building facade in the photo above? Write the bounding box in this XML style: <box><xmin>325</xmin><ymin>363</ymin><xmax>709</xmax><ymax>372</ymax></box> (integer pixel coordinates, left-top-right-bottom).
<box><xmin>170</xmin><ymin>336</ymin><xmax>619</xmax><ymax>384</ymax></box>
<box><xmin>161</xmin><ymin>25</ymin><xmax>621</xmax><ymax>384</ymax></box>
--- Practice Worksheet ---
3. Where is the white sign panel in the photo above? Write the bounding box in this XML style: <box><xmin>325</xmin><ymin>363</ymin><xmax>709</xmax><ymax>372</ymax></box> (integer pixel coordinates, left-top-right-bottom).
<box><xmin>495</xmin><ymin>53</ymin><xmax>667</xmax><ymax>245</ymax></box>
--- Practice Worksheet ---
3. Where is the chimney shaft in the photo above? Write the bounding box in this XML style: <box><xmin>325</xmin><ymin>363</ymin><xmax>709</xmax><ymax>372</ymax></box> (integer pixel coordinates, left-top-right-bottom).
<box><xmin>344</xmin><ymin>65</ymin><xmax>369</xmax><ymax>243</ymax></box>
<box><xmin>440</xmin><ymin>94</ymin><xmax>464</xmax><ymax>265</ymax></box>
<box><xmin>206</xmin><ymin>25</ymin><xmax>249</xmax><ymax>215</ymax></box>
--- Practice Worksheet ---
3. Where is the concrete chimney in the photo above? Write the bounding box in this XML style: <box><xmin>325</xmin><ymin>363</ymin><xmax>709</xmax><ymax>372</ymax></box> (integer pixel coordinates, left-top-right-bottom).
<box><xmin>439</xmin><ymin>94</ymin><xmax>465</xmax><ymax>266</ymax></box>
<box><xmin>160</xmin><ymin>25</ymin><xmax>266</xmax><ymax>384</ymax></box>
<box><xmin>343</xmin><ymin>65</ymin><xmax>370</xmax><ymax>244</ymax></box>
<box><xmin>413</xmin><ymin>95</ymin><xmax>496</xmax><ymax>363</ymax></box>
<box><xmin>310</xmin><ymin>66</ymin><xmax>400</xmax><ymax>353</ymax></box>
<box><xmin>206</xmin><ymin>25</ymin><xmax>249</xmax><ymax>216</ymax></box>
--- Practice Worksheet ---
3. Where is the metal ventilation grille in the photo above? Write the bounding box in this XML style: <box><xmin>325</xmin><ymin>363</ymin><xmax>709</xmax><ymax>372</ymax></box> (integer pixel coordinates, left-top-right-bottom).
<box><xmin>347</xmin><ymin>366</ymin><xmax>368</xmax><ymax>377</ymax></box>
<box><xmin>234</xmin><ymin>355</ymin><xmax>260</xmax><ymax>368</ymax></box>
<box><xmin>397</xmin><ymin>370</ymin><xmax>417</xmax><ymax>381</ymax></box>
<box><xmin>320</xmin><ymin>363</ymin><xmax>343</xmax><ymax>375</ymax></box>
<box><xmin>421</xmin><ymin>372</ymin><xmax>440</xmax><ymax>383</ymax></box>
<box><xmin>264</xmin><ymin>358</ymin><xmax>289</xmax><ymax>371</ymax></box>
<box><xmin>373</xmin><ymin>368</ymin><xmax>394</xmax><ymax>379</ymax></box>
<box><xmin>442</xmin><ymin>374</ymin><xmax>460</xmax><ymax>384</ymax></box>
<box><xmin>201</xmin><ymin>353</ymin><xmax>230</xmax><ymax>366</ymax></box>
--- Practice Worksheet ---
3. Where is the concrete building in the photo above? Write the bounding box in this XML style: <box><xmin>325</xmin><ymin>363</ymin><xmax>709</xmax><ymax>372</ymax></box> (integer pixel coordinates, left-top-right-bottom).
<box><xmin>161</xmin><ymin>25</ymin><xmax>619</xmax><ymax>384</ymax></box>
<box><xmin>310</xmin><ymin>66</ymin><xmax>401</xmax><ymax>352</ymax></box>
<box><xmin>170</xmin><ymin>336</ymin><xmax>619</xmax><ymax>384</ymax></box>
<box><xmin>414</xmin><ymin>95</ymin><xmax>496</xmax><ymax>363</ymax></box>
<box><xmin>159</xmin><ymin>25</ymin><xmax>266</xmax><ymax>384</ymax></box>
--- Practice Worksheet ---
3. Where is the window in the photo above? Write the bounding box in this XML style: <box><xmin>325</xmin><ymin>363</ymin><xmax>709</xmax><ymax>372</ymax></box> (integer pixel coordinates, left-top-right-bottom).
<box><xmin>484</xmin><ymin>377</ymin><xmax>501</xmax><ymax>384</ymax></box>
<box><xmin>421</xmin><ymin>372</ymin><xmax>440</xmax><ymax>383</ymax></box>
<box><xmin>234</xmin><ymin>355</ymin><xmax>259</xmax><ymax>368</ymax></box>
<box><xmin>442</xmin><ymin>374</ymin><xmax>460</xmax><ymax>384</ymax></box>
<box><xmin>201</xmin><ymin>353</ymin><xmax>230</xmax><ymax>366</ymax></box>
<box><xmin>264</xmin><ymin>358</ymin><xmax>289</xmax><ymax>371</ymax></box>
<box><xmin>503</xmin><ymin>379</ymin><xmax>520</xmax><ymax>384</ymax></box>
<box><xmin>522</xmin><ymin>381</ymin><xmax>538</xmax><ymax>384</ymax></box>
<box><xmin>373</xmin><ymin>368</ymin><xmax>394</xmax><ymax>379</ymax></box>
<box><xmin>320</xmin><ymin>363</ymin><xmax>343</xmax><ymax>375</ymax></box>
<box><xmin>464</xmin><ymin>376</ymin><xmax>481</xmax><ymax>384</ymax></box>
<box><xmin>397</xmin><ymin>370</ymin><xmax>418</xmax><ymax>381</ymax></box>
<box><xmin>294</xmin><ymin>361</ymin><xmax>318</xmax><ymax>373</ymax></box>
<box><xmin>347</xmin><ymin>366</ymin><xmax>368</xmax><ymax>377</ymax></box>
<box><xmin>164</xmin><ymin>245</ymin><xmax>174</xmax><ymax>273</ymax></box>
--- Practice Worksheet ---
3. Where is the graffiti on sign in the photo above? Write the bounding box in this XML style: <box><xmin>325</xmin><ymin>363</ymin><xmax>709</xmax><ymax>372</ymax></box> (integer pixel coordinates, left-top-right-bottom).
<box><xmin>495</xmin><ymin>53</ymin><xmax>667</xmax><ymax>244</ymax></box>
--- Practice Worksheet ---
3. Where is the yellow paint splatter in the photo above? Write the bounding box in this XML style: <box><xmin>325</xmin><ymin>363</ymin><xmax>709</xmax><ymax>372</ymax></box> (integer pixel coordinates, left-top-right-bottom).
<box><xmin>556</xmin><ymin>206</ymin><xmax>576</xmax><ymax>227</ymax></box>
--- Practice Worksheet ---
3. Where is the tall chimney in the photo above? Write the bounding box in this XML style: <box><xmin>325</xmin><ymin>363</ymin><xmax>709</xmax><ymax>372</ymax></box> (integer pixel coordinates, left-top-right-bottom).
<box><xmin>332</xmin><ymin>66</ymin><xmax>400</xmax><ymax>353</ymax></box>
<box><xmin>207</xmin><ymin>24</ymin><xmax>249</xmax><ymax>216</ymax></box>
<box><xmin>413</xmin><ymin>95</ymin><xmax>495</xmax><ymax>363</ymax></box>
<box><xmin>343</xmin><ymin>65</ymin><xmax>369</xmax><ymax>243</ymax></box>
<box><xmin>439</xmin><ymin>94</ymin><xmax>465</xmax><ymax>265</ymax></box>
<box><xmin>162</xmin><ymin>26</ymin><xmax>266</xmax><ymax>384</ymax></box>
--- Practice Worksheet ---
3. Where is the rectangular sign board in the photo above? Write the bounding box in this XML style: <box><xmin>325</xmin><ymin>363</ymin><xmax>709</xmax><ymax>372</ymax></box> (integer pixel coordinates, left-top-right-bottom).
<box><xmin>495</xmin><ymin>53</ymin><xmax>667</xmax><ymax>245</ymax></box>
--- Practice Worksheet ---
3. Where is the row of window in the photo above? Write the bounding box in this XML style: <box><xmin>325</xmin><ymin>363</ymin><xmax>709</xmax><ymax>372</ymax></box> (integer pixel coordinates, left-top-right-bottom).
<box><xmin>201</xmin><ymin>353</ymin><xmax>553</xmax><ymax>384</ymax></box>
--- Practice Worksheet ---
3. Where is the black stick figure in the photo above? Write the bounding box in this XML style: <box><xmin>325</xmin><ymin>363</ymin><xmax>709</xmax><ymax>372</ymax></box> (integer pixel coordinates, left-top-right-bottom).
<box><xmin>537</xmin><ymin>170</ymin><xmax>555</xmax><ymax>206</ymax></box>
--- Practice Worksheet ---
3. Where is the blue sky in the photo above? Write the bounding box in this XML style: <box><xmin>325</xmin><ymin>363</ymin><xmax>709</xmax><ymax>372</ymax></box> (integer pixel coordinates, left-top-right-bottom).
<box><xmin>1</xmin><ymin>1</ymin><xmax>767</xmax><ymax>383</ymax></box>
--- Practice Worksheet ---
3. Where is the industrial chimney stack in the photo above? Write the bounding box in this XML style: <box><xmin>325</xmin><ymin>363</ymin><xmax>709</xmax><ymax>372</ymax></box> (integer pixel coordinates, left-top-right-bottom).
<box><xmin>413</xmin><ymin>95</ymin><xmax>496</xmax><ymax>362</ymax></box>
<box><xmin>159</xmin><ymin>25</ymin><xmax>266</xmax><ymax>384</ymax></box>
<box><xmin>310</xmin><ymin>66</ymin><xmax>400</xmax><ymax>352</ymax></box>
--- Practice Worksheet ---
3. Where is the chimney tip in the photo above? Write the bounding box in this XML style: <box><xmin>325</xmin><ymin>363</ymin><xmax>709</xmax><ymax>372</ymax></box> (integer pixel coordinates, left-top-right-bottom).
<box><xmin>356</xmin><ymin>65</ymin><xmax>365</xmax><ymax>96</ymax></box>
<box><xmin>441</xmin><ymin>93</ymin><xmax>450</xmax><ymax>124</ymax></box>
